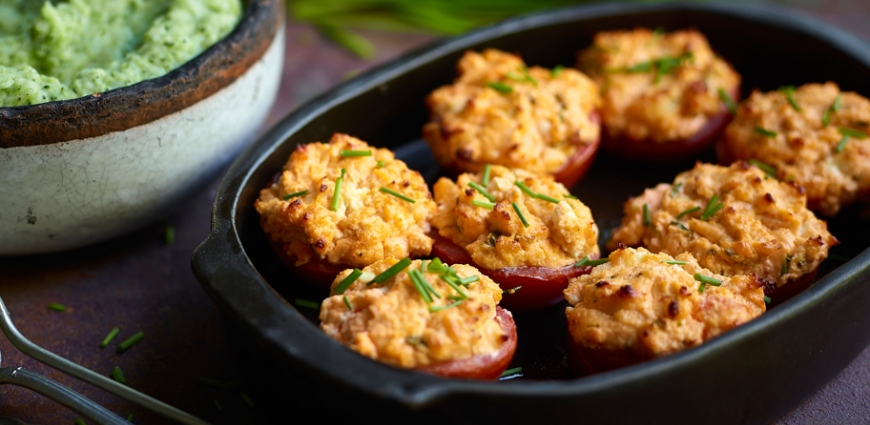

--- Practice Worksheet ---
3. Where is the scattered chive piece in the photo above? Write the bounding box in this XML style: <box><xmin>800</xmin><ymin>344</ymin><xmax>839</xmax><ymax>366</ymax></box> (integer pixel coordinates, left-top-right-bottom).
<box><xmin>472</xmin><ymin>199</ymin><xmax>496</xmax><ymax>210</ymax></box>
<box><xmin>377</xmin><ymin>160</ymin><xmax>385</xmax><ymax>168</ymax></box>
<box><xmin>574</xmin><ymin>257</ymin><xmax>609</xmax><ymax>268</ymax></box>
<box><xmin>339</xmin><ymin>149</ymin><xmax>372</xmax><ymax>157</ymax></box>
<box><xmin>642</xmin><ymin>204</ymin><xmax>651</xmax><ymax>227</ymax></box>
<box><xmin>514</xmin><ymin>181</ymin><xmax>560</xmax><ymax>203</ymax></box>
<box><xmin>535</xmin><ymin>193</ymin><xmax>560</xmax><ymax>203</ymax></box>
<box><xmin>780</xmin><ymin>86</ymin><xmax>801</xmax><ymax>111</ymax></box>
<box><xmin>748</xmin><ymin>159</ymin><xmax>778</xmax><ymax>179</ymax></box>
<box><xmin>694</xmin><ymin>273</ymin><xmax>722</xmax><ymax>293</ymax></box>
<box><xmin>163</xmin><ymin>225</ymin><xmax>175</xmax><ymax>245</ymax></box>
<box><xmin>295</xmin><ymin>299</ymin><xmax>319</xmax><ymax>310</ymax></box>
<box><xmin>428</xmin><ymin>300</ymin><xmax>463</xmax><ymax>312</ymax></box>
<box><xmin>334</xmin><ymin>268</ymin><xmax>362</xmax><ymax>294</ymax></box>
<box><xmin>718</xmin><ymin>88</ymin><xmax>737</xmax><ymax>115</ymax></box>
<box><xmin>500</xmin><ymin>367</ymin><xmax>523</xmax><ymax>378</ymax></box>
<box><xmin>753</xmin><ymin>126</ymin><xmax>778</xmax><ymax>137</ymax></box>
<box><xmin>240</xmin><ymin>392</ymin><xmax>255</xmax><ymax>408</ymax></box>
<box><xmin>700</xmin><ymin>195</ymin><xmax>724</xmax><ymax>221</ymax></box>
<box><xmin>764</xmin><ymin>296</ymin><xmax>771</xmax><ymax>304</ymax></box>
<box><xmin>441</xmin><ymin>278</ymin><xmax>469</xmax><ymax>299</ymax></box>
<box><xmin>823</xmin><ymin>94</ymin><xmax>842</xmax><ymax>127</ymax></box>
<box><xmin>665</xmin><ymin>260</ymin><xmax>687</xmax><ymax>265</ymax></box>
<box><xmin>126</xmin><ymin>413</ymin><xmax>134</xmax><ymax>422</ymax></box>
<box><xmin>563</xmin><ymin>194</ymin><xmax>578</xmax><ymax>200</ymax></box>
<box><xmin>408</xmin><ymin>269</ymin><xmax>433</xmax><ymax>303</ymax></box>
<box><xmin>486</xmin><ymin>81</ymin><xmax>512</xmax><ymax>94</ymax></box>
<box><xmin>836</xmin><ymin>135</ymin><xmax>849</xmax><ymax>153</ymax></box>
<box><xmin>47</xmin><ymin>303</ymin><xmax>65</xmax><ymax>312</ymax></box>
<box><xmin>670</xmin><ymin>221</ymin><xmax>690</xmax><ymax>232</ymax></box>
<box><xmin>675</xmin><ymin>207</ymin><xmax>701</xmax><ymax>220</ymax></box>
<box><xmin>416</xmin><ymin>270</ymin><xmax>442</xmax><ymax>299</ymax></box>
<box><xmin>100</xmin><ymin>327</ymin><xmax>120</xmax><ymax>348</ymax></box>
<box><xmin>652</xmin><ymin>26</ymin><xmax>666</xmax><ymax>37</ymax></box>
<box><xmin>512</xmin><ymin>202</ymin><xmax>530</xmax><ymax>228</ymax></box>
<box><xmin>214</xmin><ymin>399</ymin><xmax>223</xmax><ymax>410</ymax></box>
<box><xmin>481</xmin><ymin>164</ymin><xmax>491</xmax><ymax>186</ymax></box>
<box><xmin>781</xmin><ymin>255</ymin><xmax>792</xmax><ymax>276</ymax></box>
<box><xmin>503</xmin><ymin>286</ymin><xmax>522</xmax><ymax>295</ymax></box>
<box><xmin>343</xmin><ymin>295</ymin><xmax>352</xmax><ymax>310</ymax></box>
<box><xmin>370</xmin><ymin>258</ymin><xmax>412</xmax><ymax>285</ymax></box>
<box><xmin>551</xmin><ymin>65</ymin><xmax>565</xmax><ymax>77</ymax></box>
<box><xmin>116</xmin><ymin>331</ymin><xmax>144</xmax><ymax>353</ymax></box>
<box><xmin>458</xmin><ymin>275</ymin><xmax>479</xmax><ymax>285</ymax></box>
<box><xmin>671</xmin><ymin>182</ymin><xmax>683</xmax><ymax>197</ymax></box>
<box><xmin>379</xmin><ymin>186</ymin><xmax>415</xmax><ymax>203</ymax></box>
<box><xmin>506</xmin><ymin>70</ymin><xmax>537</xmax><ymax>86</ymax></box>
<box><xmin>469</xmin><ymin>182</ymin><xmax>496</xmax><ymax>202</ymax></box>
<box><xmin>282</xmin><ymin>190</ymin><xmax>309</xmax><ymax>200</ymax></box>
<box><xmin>75</xmin><ymin>419</ymin><xmax>86</xmax><ymax>425</ymax></box>
<box><xmin>111</xmin><ymin>366</ymin><xmax>127</xmax><ymax>385</ymax></box>
<box><xmin>626</xmin><ymin>61</ymin><xmax>652</xmax><ymax>73</ymax></box>
<box><xmin>331</xmin><ymin>169</ymin><xmax>346</xmax><ymax>211</ymax></box>
<box><xmin>838</xmin><ymin>127</ymin><xmax>867</xmax><ymax>138</ymax></box>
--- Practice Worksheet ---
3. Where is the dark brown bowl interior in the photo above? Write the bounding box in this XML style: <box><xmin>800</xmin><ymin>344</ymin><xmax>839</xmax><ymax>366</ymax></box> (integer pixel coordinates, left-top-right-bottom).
<box><xmin>193</xmin><ymin>3</ymin><xmax>870</xmax><ymax>424</ymax></box>
<box><xmin>0</xmin><ymin>0</ymin><xmax>281</xmax><ymax>148</ymax></box>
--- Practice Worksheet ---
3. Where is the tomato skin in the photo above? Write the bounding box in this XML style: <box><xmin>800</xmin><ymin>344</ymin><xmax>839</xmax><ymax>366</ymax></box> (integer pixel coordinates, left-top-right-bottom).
<box><xmin>568</xmin><ymin>335</ymin><xmax>645</xmax><ymax>377</ymax></box>
<box><xmin>418</xmin><ymin>306</ymin><xmax>517</xmax><ymax>379</ymax></box>
<box><xmin>763</xmin><ymin>269</ymin><xmax>819</xmax><ymax>306</ymax></box>
<box><xmin>604</xmin><ymin>87</ymin><xmax>740</xmax><ymax>162</ymax></box>
<box><xmin>269</xmin><ymin>241</ymin><xmax>347</xmax><ymax>289</ymax></box>
<box><xmin>429</xmin><ymin>231</ymin><xmax>595</xmax><ymax>311</ymax></box>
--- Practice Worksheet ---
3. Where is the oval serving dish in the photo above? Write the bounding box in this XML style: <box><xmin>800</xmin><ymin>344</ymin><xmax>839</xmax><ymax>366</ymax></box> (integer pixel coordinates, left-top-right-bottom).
<box><xmin>193</xmin><ymin>3</ymin><xmax>870</xmax><ymax>424</ymax></box>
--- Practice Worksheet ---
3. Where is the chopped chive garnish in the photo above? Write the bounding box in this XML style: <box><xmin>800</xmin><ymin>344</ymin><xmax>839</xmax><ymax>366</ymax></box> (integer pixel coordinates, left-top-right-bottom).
<box><xmin>100</xmin><ymin>327</ymin><xmax>120</xmax><ymax>348</ymax></box>
<box><xmin>551</xmin><ymin>65</ymin><xmax>565</xmax><ymax>77</ymax></box>
<box><xmin>427</xmin><ymin>257</ymin><xmax>446</xmax><ymax>273</ymax></box>
<box><xmin>514</xmin><ymin>181</ymin><xmax>560</xmax><ymax>203</ymax></box>
<box><xmin>370</xmin><ymin>258</ymin><xmax>412</xmax><ymax>285</ymax></box>
<box><xmin>486</xmin><ymin>81</ymin><xmax>512</xmax><ymax>94</ymax></box>
<box><xmin>781</xmin><ymin>255</ymin><xmax>792</xmax><ymax>276</ymax></box>
<box><xmin>417</xmin><ymin>271</ymin><xmax>441</xmax><ymax>299</ymax></box>
<box><xmin>214</xmin><ymin>399</ymin><xmax>223</xmax><ymax>410</ymax></box>
<box><xmin>334</xmin><ymin>268</ymin><xmax>362</xmax><ymax>294</ymax></box>
<box><xmin>163</xmin><ymin>225</ymin><xmax>175</xmax><ymax>245</ymax></box>
<box><xmin>838</xmin><ymin>127</ymin><xmax>867</xmax><ymax>138</ymax></box>
<box><xmin>472</xmin><ymin>199</ymin><xmax>496</xmax><ymax>209</ymax></box>
<box><xmin>753</xmin><ymin>126</ymin><xmax>778</xmax><ymax>137</ymax></box>
<box><xmin>671</xmin><ymin>182</ymin><xmax>683</xmax><ymax>197</ymax></box>
<box><xmin>331</xmin><ymin>169</ymin><xmax>346</xmax><ymax>211</ymax></box>
<box><xmin>700</xmin><ymin>195</ymin><xmax>724</xmax><ymax>221</ymax></box>
<box><xmin>469</xmin><ymin>182</ymin><xmax>496</xmax><ymax>202</ymax></box>
<box><xmin>574</xmin><ymin>257</ymin><xmax>609</xmax><ymax>268</ymax></box>
<box><xmin>339</xmin><ymin>149</ymin><xmax>372</xmax><ymax>157</ymax></box>
<box><xmin>240</xmin><ymin>392</ymin><xmax>255</xmax><ymax>408</ymax></box>
<box><xmin>481</xmin><ymin>164</ymin><xmax>491</xmax><ymax>186</ymax></box>
<box><xmin>76</xmin><ymin>418</ymin><xmax>86</xmax><ymax>425</ymax></box>
<box><xmin>458</xmin><ymin>275</ymin><xmax>479</xmax><ymax>285</ymax></box>
<box><xmin>441</xmin><ymin>277</ymin><xmax>469</xmax><ymax>299</ymax></box>
<box><xmin>512</xmin><ymin>202</ymin><xmax>530</xmax><ymax>228</ymax></box>
<box><xmin>428</xmin><ymin>300</ymin><xmax>463</xmax><ymax>312</ymax></box>
<box><xmin>116</xmin><ymin>331</ymin><xmax>144</xmax><ymax>353</ymax></box>
<box><xmin>500</xmin><ymin>367</ymin><xmax>523</xmax><ymax>378</ymax></box>
<box><xmin>748</xmin><ymin>159</ymin><xmax>778</xmax><ymax>179</ymax></box>
<box><xmin>694</xmin><ymin>273</ymin><xmax>722</xmax><ymax>293</ymax></box>
<box><xmin>780</xmin><ymin>86</ymin><xmax>801</xmax><ymax>111</ymax></box>
<box><xmin>295</xmin><ymin>299</ymin><xmax>320</xmax><ymax>310</ymax></box>
<box><xmin>112</xmin><ymin>366</ymin><xmax>127</xmax><ymax>385</ymax></box>
<box><xmin>343</xmin><ymin>295</ymin><xmax>352</xmax><ymax>310</ymax></box>
<box><xmin>379</xmin><ymin>186</ymin><xmax>416</xmax><ymax>203</ymax></box>
<box><xmin>126</xmin><ymin>413</ymin><xmax>134</xmax><ymax>422</ymax></box>
<box><xmin>506</xmin><ymin>70</ymin><xmax>537</xmax><ymax>86</ymax></box>
<box><xmin>642</xmin><ymin>204</ymin><xmax>651</xmax><ymax>227</ymax></box>
<box><xmin>283</xmin><ymin>190</ymin><xmax>309</xmax><ymax>200</ymax></box>
<box><xmin>764</xmin><ymin>296</ymin><xmax>771</xmax><ymax>304</ymax></box>
<box><xmin>626</xmin><ymin>61</ymin><xmax>652</xmax><ymax>73</ymax></box>
<box><xmin>408</xmin><ymin>269</ymin><xmax>434</xmax><ymax>303</ymax></box>
<box><xmin>47</xmin><ymin>303</ymin><xmax>65</xmax><ymax>312</ymax></box>
<box><xmin>377</xmin><ymin>160</ymin><xmax>385</xmax><ymax>168</ymax></box>
<box><xmin>675</xmin><ymin>206</ymin><xmax>701</xmax><ymax>220</ymax></box>
<box><xmin>823</xmin><ymin>94</ymin><xmax>843</xmax><ymax>127</ymax></box>
<box><xmin>670</xmin><ymin>221</ymin><xmax>690</xmax><ymax>232</ymax></box>
<box><xmin>563</xmin><ymin>194</ymin><xmax>578</xmax><ymax>200</ymax></box>
<box><xmin>665</xmin><ymin>260</ymin><xmax>687</xmax><ymax>265</ymax></box>
<box><xmin>718</xmin><ymin>88</ymin><xmax>737</xmax><ymax>115</ymax></box>
<box><xmin>503</xmin><ymin>286</ymin><xmax>522</xmax><ymax>295</ymax></box>
<box><xmin>836</xmin><ymin>135</ymin><xmax>849</xmax><ymax>153</ymax></box>
<box><xmin>536</xmin><ymin>193</ymin><xmax>560</xmax><ymax>203</ymax></box>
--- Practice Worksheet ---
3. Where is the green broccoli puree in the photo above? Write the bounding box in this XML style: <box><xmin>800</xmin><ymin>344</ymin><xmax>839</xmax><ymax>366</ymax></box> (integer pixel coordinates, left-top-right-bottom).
<box><xmin>0</xmin><ymin>0</ymin><xmax>242</xmax><ymax>107</ymax></box>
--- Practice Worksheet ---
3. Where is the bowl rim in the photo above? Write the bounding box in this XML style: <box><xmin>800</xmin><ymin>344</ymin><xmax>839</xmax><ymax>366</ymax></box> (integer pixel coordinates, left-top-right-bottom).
<box><xmin>193</xmin><ymin>0</ymin><xmax>870</xmax><ymax>413</ymax></box>
<box><xmin>0</xmin><ymin>0</ymin><xmax>282</xmax><ymax>148</ymax></box>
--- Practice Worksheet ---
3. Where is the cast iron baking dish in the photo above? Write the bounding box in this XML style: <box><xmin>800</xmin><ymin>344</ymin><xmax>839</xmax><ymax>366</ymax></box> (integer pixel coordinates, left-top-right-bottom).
<box><xmin>192</xmin><ymin>3</ymin><xmax>870</xmax><ymax>424</ymax></box>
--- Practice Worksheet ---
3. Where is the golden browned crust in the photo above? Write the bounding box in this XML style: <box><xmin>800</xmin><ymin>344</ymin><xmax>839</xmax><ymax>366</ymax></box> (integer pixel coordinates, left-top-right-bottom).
<box><xmin>607</xmin><ymin>162</ymin><xmax>836</xmax><ymax>288</ymax></box>
<box><xmin>255</xmin><ymin>133</ymin><xmax>435</xmax><ymax>268</ymax></box>
<box><xmin>578</xmin><ymin>28</ymin><xmax>741</xmax><ymax>143</ymax></box>
<box><xmin>722</xmin><ymin>82</ymin><xmax>870</xmax><ymax>215</ymax></box>
<box><xmin>423</xmin><ymin>49</ymin><xmax>601</xmax><ymax>175</ymax></box>
<box><xmin>564</xmin><ymin>248</ymin><xmax>765</xmax><ymax>360</ymax></box>
<box><xmin>320</xmin><ymin>259</ymin><xmax>506</xmax><ymax>368</ymax></box>
<box><xmin>431</xmin><ymin>166</ymin><xmax>599</xmax><ymax>270</ymax></box>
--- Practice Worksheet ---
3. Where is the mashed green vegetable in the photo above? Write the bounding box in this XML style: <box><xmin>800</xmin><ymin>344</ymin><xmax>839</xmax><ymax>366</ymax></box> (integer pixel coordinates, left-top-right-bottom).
<box><xmin>0</xmin><ymin>0</ymin><xmax>242</xmax><ymax>107</ymax></box>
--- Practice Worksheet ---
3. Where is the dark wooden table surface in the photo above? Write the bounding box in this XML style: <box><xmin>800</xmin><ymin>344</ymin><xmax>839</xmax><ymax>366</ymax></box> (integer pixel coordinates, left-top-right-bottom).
<box><xmin>2</xmin><ymin>2</ymin><xmax>869</xmax><ymax>423</ymax></box>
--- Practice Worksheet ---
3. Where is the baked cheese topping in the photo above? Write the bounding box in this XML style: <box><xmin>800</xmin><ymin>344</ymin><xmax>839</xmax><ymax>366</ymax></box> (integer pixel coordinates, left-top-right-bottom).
<box><xmin>423</xmin><ymin>49</ymin><xmax>601</xmax><ymax>175</ymax></box>
<box><xmin>320</xmin><ymin>259</ymin><xmax>506</xmax><ymax>368</ymax></box>
<box><xmin>255</xmin><ymin>133</ymin><xmax>435</xmax><ymax>268</ymax></box>
<box><xmin>564</xmin><ymin>247</ymin><xmax>765</xmax><ymax>358</ymax></box>
<box><xmin>723</xmin><ymin>82</ymin><xmax>870</xmax><ymax>215</ymax></box>
<box><xmin>432</xmin><ymin>166</ymin><xmax>600</xmax><ymax>270</ymax></box>
<box><xmin>607</xmin><ymin>162</ymin><xmax>835</xmax><ymax>287</ymax></box>
<box><xmin>578</xmin><ymin>28</ymin><xmax>741</xmax><ymax>143</ymax></box>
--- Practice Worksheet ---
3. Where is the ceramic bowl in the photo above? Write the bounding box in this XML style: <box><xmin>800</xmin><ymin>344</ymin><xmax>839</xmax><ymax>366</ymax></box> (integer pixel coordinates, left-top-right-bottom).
<box><xmin>0</xmin><ymin>0</ymin><xmax>284</xmax><ymax>255</ymax></box>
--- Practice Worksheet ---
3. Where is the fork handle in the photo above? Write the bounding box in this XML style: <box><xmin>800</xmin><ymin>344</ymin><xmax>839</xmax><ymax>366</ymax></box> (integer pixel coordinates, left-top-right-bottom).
<box><xmin>0</xmin><ymin>367</ymin><xmax>128</xmax><ymax>425</ymax></box>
